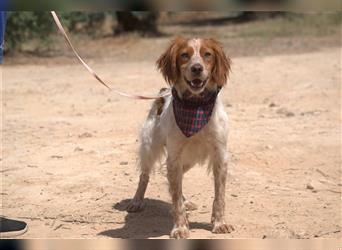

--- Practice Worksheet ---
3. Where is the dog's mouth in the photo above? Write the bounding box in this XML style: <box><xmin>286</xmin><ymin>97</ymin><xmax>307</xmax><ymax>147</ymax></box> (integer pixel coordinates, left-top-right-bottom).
<box><xmin>185</xmin><ymin>77</ymin><xmax>208</xmax><ymax>91</ymax></box>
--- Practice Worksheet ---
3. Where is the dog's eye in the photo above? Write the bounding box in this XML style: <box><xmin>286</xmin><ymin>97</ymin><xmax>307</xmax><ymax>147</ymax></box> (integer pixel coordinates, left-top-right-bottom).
<box><xmin>204</xmin><ymin>52</ymin><xmax>212</xmax><ymax>58</ymax></box>
<box><xmin>181</xmin><ymin>53</ymin><xmax>189</xmax><ymax>60</ymax></box>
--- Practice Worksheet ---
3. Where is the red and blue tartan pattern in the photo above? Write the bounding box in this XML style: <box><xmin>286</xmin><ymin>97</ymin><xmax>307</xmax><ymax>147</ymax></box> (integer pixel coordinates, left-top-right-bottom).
<box><xmin>172</xmin><ymin>87</ymin><xmax>220</xmax><ymax>137</ymax></box>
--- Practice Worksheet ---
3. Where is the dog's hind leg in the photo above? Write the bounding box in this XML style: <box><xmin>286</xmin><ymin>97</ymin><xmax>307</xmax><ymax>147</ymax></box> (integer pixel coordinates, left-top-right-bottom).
<box><xmin>126</xmin><ymin>97</ymin><xmax>166</xmax><ymax>213</ymax></box>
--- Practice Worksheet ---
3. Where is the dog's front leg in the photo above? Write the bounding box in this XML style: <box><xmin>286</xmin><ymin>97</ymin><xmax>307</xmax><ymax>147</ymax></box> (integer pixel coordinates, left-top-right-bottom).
<box><xmin>211</xmin><ymin>149</ymin><xmax>234</xmax><ymax>234</ymax></box>
<box><xmin>167</xmin><ymin>157</ymin><xmax>189</xmax><ymax>239</ymax></box>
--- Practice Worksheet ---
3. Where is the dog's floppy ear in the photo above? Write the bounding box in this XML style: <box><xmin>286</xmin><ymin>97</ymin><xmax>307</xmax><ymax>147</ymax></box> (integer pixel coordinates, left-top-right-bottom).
<box><xmin>156</xmin><ymin>37</ymin><xmax>186</xmax><ymax>85</ymax></box>
<box><xmin>208</xmin><ymin>38</ymin><xmax>231</xmax><ymax>86</ymax></box>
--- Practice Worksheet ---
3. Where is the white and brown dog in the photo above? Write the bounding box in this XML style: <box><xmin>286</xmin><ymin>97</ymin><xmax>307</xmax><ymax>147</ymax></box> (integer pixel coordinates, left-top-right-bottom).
<box><xmin>126</xmin><ymin>37</ymin><xmax>233</xmax><ymax>239</ymax></box>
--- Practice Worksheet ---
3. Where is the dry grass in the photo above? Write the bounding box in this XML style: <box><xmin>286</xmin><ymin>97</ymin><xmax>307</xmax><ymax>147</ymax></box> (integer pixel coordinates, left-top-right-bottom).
<box><xmin>236</xmin><ymin>13</ymin><xmax>341</xmax><ymax>38</ymax></box>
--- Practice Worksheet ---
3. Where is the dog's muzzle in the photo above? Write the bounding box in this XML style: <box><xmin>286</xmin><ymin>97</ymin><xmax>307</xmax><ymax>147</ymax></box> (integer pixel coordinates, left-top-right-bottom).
<box><xmin>185</xmin><ymin>77</ymin><xmax>208</xmax><ymax>91</ymax></box>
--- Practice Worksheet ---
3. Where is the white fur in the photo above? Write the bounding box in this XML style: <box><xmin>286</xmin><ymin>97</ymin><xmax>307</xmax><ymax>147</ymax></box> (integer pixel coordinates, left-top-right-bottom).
<box><xmin>154</xmin><ymin>92</ymin><xmax>229</xmax><ymax>172</ymax></box>
<box><xmin>126</xmin><ymin>38</ymin><xmax>232</xmax><ymax>239</ymax></box>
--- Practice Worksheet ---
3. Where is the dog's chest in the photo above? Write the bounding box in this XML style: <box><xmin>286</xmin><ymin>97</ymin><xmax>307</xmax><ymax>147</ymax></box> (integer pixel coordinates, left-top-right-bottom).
<box><xmin>174</xmin><ymin>117</ymin><xmax>220</xmax><ymax>167</ymax></box>
<box><xmin>161</xmin><ymin>95</ymin><xmax>227</xmax><ymax>167</ymax></box>
<box><xmin>180</xmin><ymin>135</ymin><xmax>211</xmax><ymax>166</ymax></box>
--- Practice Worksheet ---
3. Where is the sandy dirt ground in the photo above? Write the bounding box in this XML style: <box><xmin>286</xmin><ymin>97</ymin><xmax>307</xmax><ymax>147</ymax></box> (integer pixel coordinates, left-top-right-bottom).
<box><xmin>1</xmin><ymin>18</ymin><xmax>341</xmax><ymax>239</ymax></box>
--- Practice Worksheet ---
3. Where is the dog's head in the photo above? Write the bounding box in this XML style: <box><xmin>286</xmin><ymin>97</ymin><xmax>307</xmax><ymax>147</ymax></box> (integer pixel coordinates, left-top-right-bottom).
<box><xmin>156</xmin><ymin>37</ymin><xmax>231</xmax><ymax>95</ymax></box>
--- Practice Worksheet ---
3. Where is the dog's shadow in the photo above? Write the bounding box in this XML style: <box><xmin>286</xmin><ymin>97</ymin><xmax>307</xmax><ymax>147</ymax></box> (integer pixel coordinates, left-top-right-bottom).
<box><xmin>98</xmin><ymin>198</ymin><xmax>212</xmax><ymax>239</ymax></box>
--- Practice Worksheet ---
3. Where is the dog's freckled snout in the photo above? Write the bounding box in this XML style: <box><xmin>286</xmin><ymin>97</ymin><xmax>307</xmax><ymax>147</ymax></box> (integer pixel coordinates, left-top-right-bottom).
<box><xmin>191</xmin><ymin>63</ymin><xmax>203</xmax><ymax>76</ymax></box>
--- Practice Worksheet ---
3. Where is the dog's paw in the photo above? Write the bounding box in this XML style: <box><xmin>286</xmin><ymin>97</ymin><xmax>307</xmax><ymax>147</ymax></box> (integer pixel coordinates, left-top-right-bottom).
<box><xmin>184</xmin><ymin>200</ymin><xmax>198</xmax><ymax>211</ymax></box>
<box><xmin>170</xmin><ymin>225</ymin><xmax>190</xmax><ymax>239</ymax></box>
<box><xmin>212</xmin><ymin>221</ymin><xmax>235</xmax><ymax>234</ymax></box>
<box><xmin>126</xmin><ymin>198</ymin><xmax>145</xmax><ymax>213</ymax></box>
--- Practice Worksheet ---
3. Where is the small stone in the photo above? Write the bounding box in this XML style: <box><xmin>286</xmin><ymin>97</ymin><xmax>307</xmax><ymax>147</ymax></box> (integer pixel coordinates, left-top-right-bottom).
<box><xmin>306</xmin><ymin>183</ymin><xmax>314</xmax><ymax>190</ymax></box>
<box><xmin>300</xmin><ymin>110</ymin><xmax>322</xmax><ymax>116</ymax></box>
<box><xmin>231</xmin><ymin>194</ymin><xmax>238</xmax><ymax>197</ymax></box>
<box><xmin>51</xmin><ymin>155</ymin><xmax>63</xmax><ymax>159</ymax></box>
<box><xmin>276</xmin><ymin>108</ymin><xmax>295</xmax><ymax>117</ymax></box>
<box><xmin>269</xmin><ymin>102</ymin><xmax>276</xmax><ymax>107</ymax></box>
<box><xmin>78</xmin><ymin>132</ymin><xmax>92</xmax><ymax>138</ymax></box>
<box><xmin>120</xmin><ymin>161</ymin><xmax>128</xmax><ymax>166</ymax></box>
<box><xmin>74</xmin><ymin>147</ymin><xmax>84</xmax><ymax>152</ymax></box>
<box><xmin>27</xmin><ymin>164</ymin><xmax>38</xmax><ymax>168</ymax></box>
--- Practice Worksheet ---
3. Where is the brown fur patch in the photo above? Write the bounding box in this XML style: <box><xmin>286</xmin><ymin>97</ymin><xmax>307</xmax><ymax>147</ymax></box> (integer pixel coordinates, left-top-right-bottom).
<box><xmin>202</xmin><ymin>38</ymin><xmax>231</xmax><ymax>86</ymax></box>
<box><xmin>156</xmin><ymin>97</ymin><xmax>165</xmax><ymax>116</ymax></box>
<box><xmin>156</xmin><ymin>37</ymin><xmax>189</xmax><ymax>85</ymax></box>
<box><xmin>156</xmin><ymin>88</ymin><xmax>168</xmax><ymax>116</ymax></box>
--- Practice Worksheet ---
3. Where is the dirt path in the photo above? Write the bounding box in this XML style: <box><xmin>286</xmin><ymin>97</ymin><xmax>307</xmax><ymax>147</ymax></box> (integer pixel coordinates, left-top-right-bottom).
<box><xmin>1</xmin><ymin>34</ymin><xmax>341</xmax><ymax>238</ymax></box>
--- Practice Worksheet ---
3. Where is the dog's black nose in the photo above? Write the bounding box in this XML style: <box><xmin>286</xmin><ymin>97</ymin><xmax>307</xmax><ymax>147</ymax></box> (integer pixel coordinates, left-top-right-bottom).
<box><xmin>191</xmin><ymin>63</ymin><xmax>203</xmax><ymax>75</ymax></box>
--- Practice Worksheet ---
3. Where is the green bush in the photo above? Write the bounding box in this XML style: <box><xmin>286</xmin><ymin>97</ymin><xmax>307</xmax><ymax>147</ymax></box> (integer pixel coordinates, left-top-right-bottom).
<box><xmin>4</xmin><ymin>11</ymin><xmax>106</xmax><ymax>53</ymax></box>
<box><xmin>5</xmin><ymin>12</ymin><xmax>54</xmax><ymax>52</ymax></box>
<box><xmin>60</xmin><ymin>12</ymin><xmax>105</xmax><ymax>33</ymax></box>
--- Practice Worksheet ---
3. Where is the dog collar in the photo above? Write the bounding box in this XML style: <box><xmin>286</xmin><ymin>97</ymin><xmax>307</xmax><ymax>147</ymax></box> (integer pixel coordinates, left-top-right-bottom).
<box><xmin>172</xmin><ymin>87</ymin><xmax>221</xmax><ymax>137</ymax></box>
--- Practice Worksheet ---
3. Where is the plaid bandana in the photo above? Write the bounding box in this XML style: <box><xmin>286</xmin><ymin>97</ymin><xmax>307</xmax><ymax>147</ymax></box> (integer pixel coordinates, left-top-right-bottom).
<box><xmin>172</xmin><ymin>87</ymin><xmax>221</xmax><ymax>137</ymax></box>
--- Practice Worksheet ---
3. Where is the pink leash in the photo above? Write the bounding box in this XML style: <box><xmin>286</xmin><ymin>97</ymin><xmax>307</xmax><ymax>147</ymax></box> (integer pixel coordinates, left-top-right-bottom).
<box><xmin>50</xmin><ymin>11</ymin><xmax>170</xmax><ymax>100</ymax></box>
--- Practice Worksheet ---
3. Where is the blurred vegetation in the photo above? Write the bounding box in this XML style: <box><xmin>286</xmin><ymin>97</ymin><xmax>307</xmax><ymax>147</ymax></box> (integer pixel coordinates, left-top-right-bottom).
<box><xmin>59</xmin><ymin>12</ymin><xmax>106</xmax><ymax>34</ymax></box>
<box><xmin>5</xmin><ymin>12</ymin><xmax>54</xmax><ymax>52</ymax></box>
<box><xmin>237</xmin><ymin>12</ymin><xmax>341</xmax><ymax>38</ymax></box>
<box><xmin>115</xmin><ymin>11</ymin><xmax>160</xmax><ymax>36</ymax></box>
<box><xmin>5</xmin><ymin>11</ymin><xmax>108</xmax><ymax>53</ymax></box>
<box><xmin>4</xmin><ymin>12</ymin><xmax>341</xmax><ymax>54</ymax></box>
<box><xmin>4</xmin><ymin>11</ymin><xmax>162</xmax><ymax>53</ymax></box>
